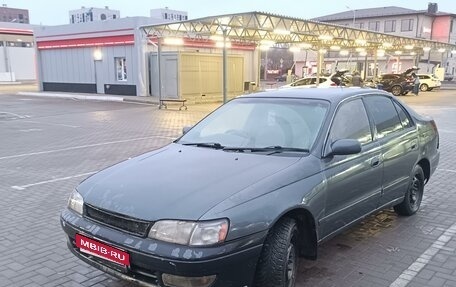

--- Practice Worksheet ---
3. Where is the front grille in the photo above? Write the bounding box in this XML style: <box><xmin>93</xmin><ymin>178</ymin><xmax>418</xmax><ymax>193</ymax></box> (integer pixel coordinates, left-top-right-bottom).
<box><xmin>85</xmin><ymin>204</ymin><xmax>152</xmax><ymax>237</ymax></box>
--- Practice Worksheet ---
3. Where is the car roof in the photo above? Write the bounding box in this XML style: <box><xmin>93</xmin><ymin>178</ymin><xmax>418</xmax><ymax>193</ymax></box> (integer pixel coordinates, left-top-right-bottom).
<box><xmin>241</xmin><ymin>87</ymin><xmax>392</xmax><ymax>104</ymax></box>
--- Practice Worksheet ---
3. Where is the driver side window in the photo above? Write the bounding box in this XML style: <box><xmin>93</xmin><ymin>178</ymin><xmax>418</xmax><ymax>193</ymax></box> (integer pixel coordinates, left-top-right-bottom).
<box><xmin>329</xmin><ymin>99</ymin><xmax>372</xmax><ymax>145</ymax></box>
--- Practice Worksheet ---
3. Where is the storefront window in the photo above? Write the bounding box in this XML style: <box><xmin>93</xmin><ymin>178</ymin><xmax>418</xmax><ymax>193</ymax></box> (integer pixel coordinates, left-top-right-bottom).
<box><xmin>115</xmin><ymin>57</ymin><xmax>127</xmax><ymax>81</ymax></box>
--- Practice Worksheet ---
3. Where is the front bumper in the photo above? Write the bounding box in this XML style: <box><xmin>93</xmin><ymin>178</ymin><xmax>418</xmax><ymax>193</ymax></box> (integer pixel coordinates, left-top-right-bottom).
<box><xmin>61</xmin><ymin>208</ymin><xmax>266</xmax><ymax>287</ymax></box>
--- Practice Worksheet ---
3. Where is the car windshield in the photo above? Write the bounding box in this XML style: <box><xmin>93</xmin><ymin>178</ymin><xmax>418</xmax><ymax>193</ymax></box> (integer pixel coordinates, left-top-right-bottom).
<box><xmin>177</xmin><ymin>97</ymin><xmax>329</xmax><ymax>152</ymax></box>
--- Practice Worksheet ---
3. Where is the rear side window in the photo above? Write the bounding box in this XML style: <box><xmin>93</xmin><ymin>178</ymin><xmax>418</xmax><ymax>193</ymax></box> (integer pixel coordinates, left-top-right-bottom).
<box><xmin>393</xmin><ymin>101</ymin><xmax>413</xmax><ymax>128</ymax></box>
<box><xmin>329</xmin><ymin>99</ymin><xmax>372</xmax><ymax>145</ymax></box>
<box><xmin>364</xmin><ymin>96</ymin><xmax>403</xmax><ymax>138</ymax></box>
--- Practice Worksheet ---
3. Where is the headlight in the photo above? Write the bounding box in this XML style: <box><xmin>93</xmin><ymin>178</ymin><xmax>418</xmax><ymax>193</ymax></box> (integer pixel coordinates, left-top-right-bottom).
<box><xmin>67</xmin><ymin>190</ymin><xmax>84</xmax><ymax>215</ymax></box>
<box><xmin>148</xmin><ymin>219</ymin><xmax>229</xmax><ymax>246</ymax></box>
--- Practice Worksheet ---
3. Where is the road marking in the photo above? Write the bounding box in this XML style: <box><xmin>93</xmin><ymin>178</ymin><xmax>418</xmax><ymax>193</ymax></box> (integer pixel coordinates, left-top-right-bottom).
<box><xmin>437</xmin><ymin>129</ymin><xmax>456</xmax><ymax>134</ymax></box>
<box><xmin>389</xmin><ymin>223</ymin><xmax>456</xmax><ymax>287</ymax></box>
<box><xmin>22</xmin><ymin>120</ymin><xmax>80</xmax><ymax>128</ymax></box>
<box><xmin>0</xmin><ymin>135</ymin><xmax>174</xmax><ymax>161</ymax></box>
<box><xmin>437</xmin><ymin>168</ymin><xmax>456</xmax><ymax>174</ymax></box>
<box><xmin>0</xmin><ymin>111</ymin><xmax>30</xmax><ymax>119</ymax></box>
<box><xmin>11</xmin><ymin>171</ymin><xmax>98</xmax><ymax>190</ymax></box>
<box><xmin>19</xmin><ymin>128</ymin><xmax>43</xmax><ymax>132</ymax></box>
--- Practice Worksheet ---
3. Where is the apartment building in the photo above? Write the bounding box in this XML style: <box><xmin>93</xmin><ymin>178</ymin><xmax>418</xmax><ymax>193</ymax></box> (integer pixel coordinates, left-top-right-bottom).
<box><xmin>150</xmin><ymin>8</ymin><xmax>188</xmax><ymax>21</ymax></box>
<box><xmin>69</xmin><ymin>6</ymin><xmax>120</xmax><ymax>24</ymax></box>
<box><xmin>0</xmin><ymin>4</ymin><xmax>29</xmax><ymax>24</ymax></box>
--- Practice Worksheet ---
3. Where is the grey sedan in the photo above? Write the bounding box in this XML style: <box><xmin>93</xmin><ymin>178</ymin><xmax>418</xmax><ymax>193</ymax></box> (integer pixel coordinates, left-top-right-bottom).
<box><xmin>61</xmin><ymin>88</ymin><xmax>439</xmax><ymax>287</ymax></box>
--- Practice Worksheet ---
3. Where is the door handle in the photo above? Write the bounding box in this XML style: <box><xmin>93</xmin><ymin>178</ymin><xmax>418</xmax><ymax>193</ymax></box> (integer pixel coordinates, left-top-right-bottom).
<box><xmin>410</xmin><ymin>140</ymin><xmax>418</xmax><ymax>150</ymax></box>
<box><xmin>371</xmin><ymin>156</ymin><xmax>381</xmax><ymax>167</ymax></box>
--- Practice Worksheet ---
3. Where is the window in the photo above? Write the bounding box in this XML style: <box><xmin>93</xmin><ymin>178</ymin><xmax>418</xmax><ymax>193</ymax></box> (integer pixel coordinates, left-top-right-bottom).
<box><xmin>329</xmin><ymin>99</ymin><xmax>372</xmax><ymax>145</ymax></box>
<box><xmin>401</xmin><ymin>19</ymin><xmax>414</xmax><ymax>31</ymax></box>
<box><xmin>384</xmin><ymin>20</ymin><xmax>396</xmax><ymax>32</ymax></box>
<box><xmin>368</xmin><ymin>21</ymin><xmax>380</xmax><ymax>31</ymax></box>
<box><xmin>393</xmin><ymin>101</ymin><xmax>412</xmax><ymax>129</ymax></box>
<box><xmin>115</xmin><ymin>57</ymin><xmax>127</xmax><ymax>81</ymax></box>
<box><xmin>354</xmin><ymin>22</ymin><xmax>364</xmax><ymax>29</ymax></box>
<box><xmin>364</xmin><ymin>96</ymin><xmax>403</xmax><ymax>138</ymax></box>
<box><xmin>180</xmin><ymin>98</ymin><xmax>329</xmax><ymax>150</ymax></box>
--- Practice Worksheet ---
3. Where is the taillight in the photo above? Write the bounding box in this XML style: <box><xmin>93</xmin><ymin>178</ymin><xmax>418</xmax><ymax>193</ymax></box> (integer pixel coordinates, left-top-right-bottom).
<box><xmin>330</xmin><ymin>83</ymin><xmax>337</xmax><ymax>86</ymax></box>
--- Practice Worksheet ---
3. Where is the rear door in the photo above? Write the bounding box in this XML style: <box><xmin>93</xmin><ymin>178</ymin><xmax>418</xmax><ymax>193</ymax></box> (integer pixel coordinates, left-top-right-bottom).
<box><xmin>320</xmin><ymin>98</ymin><xmax>382</xmax><ymax>239</ymax></box>
<box><xmin>363</xmin><ymin>95</ymin><xmax>419</xmax><ymax>206</ymax></box>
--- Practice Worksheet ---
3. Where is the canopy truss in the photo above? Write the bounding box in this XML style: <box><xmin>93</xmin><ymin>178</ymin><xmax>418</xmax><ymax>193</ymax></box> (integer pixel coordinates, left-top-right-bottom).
<box><xmin>141</xmin><ymin>11</ymin><xmax>456</xmax><ymax>52</ymax></box>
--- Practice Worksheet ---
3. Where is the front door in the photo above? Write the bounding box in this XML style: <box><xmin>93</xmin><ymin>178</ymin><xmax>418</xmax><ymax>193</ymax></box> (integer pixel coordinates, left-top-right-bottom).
<box><xmin>320</xmin><ymin>98</ymin><xmax>383</xmax><ymax>239</ymax></box>
<box><xmin>94</xmin><ymin>60</ymin><xmax>104</xmax><ymax>94</ymax></box>
<box><xmin>164</xmin><ymin>58</ymin><xmax>178</xmax><ymax>99</ymax></box>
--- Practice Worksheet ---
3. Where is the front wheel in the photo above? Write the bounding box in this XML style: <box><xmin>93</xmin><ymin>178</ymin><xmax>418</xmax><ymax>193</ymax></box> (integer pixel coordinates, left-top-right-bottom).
<box><xmin>394</xmin><ymin>165</ymin><xmax>425</xmax><ymax>216</ymax></box>
<box><xmin>255</xmin><ymin>218</ymin><xmax>299</xmax><ymax>287</ymax></box>
<box><xmin>391</xmin><ymin>85</ymin><xmax>403</xmax><ymax>96</ymax></box>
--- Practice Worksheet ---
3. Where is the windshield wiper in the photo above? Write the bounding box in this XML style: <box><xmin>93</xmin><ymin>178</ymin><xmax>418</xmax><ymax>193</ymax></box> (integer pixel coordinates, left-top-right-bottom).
<box><xmin>181</xmin><ymin>142</ymin><xmax>225</xmax><ymax>149</ymax></box>
<box><xmin>223</xmin><ymin>146</ymin><xmax>309</xmax><ymax>153</ymax></box>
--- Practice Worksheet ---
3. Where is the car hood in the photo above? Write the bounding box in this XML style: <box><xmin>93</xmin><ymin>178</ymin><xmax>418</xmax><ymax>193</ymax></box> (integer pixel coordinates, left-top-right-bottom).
<box><xmin>77</xmin><ymin>143</ymin><xmax>302</xmax><ymax>221</ymax></box>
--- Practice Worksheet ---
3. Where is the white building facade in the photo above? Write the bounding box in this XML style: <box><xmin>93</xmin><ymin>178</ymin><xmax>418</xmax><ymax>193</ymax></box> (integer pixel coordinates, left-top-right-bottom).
<box><xmin>295</xmin><ymin>3</ymin><xmax>456</xmax><ymax>78</ymax></box>
<box><xmin>69</xmin><ymin>7</ymin><xmax>120</xmax><ymax>24</ymax></box>
<box><xmin>0</xmin><ymin>22</ymin><xmax>36</xmax><ymax>81</ymax></box>
<box><xmin>150</xmin><ymin>8</ymin><xmax>188</xmax><ymax>21</ymax></box>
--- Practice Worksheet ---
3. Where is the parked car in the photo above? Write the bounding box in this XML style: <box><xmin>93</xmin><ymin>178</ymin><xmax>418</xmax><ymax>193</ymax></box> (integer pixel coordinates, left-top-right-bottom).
<box><xmin>376</xmin><ymin>67</ymin><xmax>418</xmax><ymax>96</ymax></box>
<box><xmin>444</xmin><ymin>73</ymin><xmax>454</xmax><ymax>81</ymax></box>
<box><xmin>280</xmin><ymin>76</ymin><xmax>332</xmax><ymax>88</ymax></box>
<box><xmin>417</xmin><ymin>74</ymin><xmax>441</xmax><ymax>91</ymax></box>
<box><xmin>275</xmin><ymin>73</ymin><xmax>298</xmax><ymax>82</ymax></box>
<box><xmin>281</xmin><ymin>70</ymin><xmax>350</xmax><ymax>89</ymax></box>
<box><xmin>62</xmin><ymin>88</ymin><xmax>439</xmax><ymax>287</ymax></box>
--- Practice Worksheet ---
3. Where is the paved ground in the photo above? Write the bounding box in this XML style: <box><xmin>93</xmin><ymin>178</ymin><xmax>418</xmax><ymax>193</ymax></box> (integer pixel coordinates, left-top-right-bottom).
<box><xmin>0</xmin><ymin>88</ymin><xmax>455</xmax><ymax>287</ymax></box>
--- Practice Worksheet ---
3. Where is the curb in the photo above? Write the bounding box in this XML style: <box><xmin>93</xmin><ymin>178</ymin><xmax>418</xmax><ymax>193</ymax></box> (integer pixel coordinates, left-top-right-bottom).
<box><xmin>18</xmin><ymin>92</ymin><xmax>125</xmax><ymax>102</ymax></box>
<box><xmin>17</xmin><ymin>92</ymin><xmax>161</xmax><ymax>106</ymax></box>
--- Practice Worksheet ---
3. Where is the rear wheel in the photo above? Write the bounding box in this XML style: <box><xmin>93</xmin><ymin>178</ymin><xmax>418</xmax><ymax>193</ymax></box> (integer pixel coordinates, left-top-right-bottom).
<box><xmin>394</xmin><ymin>165</ymin><xmax>425</xmax><ymax>216</ymax></box>
<box><xmin>420</xmin><ymin>84</ymin><xmax>429</xmax><ymax>92</ymax></box>
<box><xmin>255</xmin><ymin>218</ymin><xmax>299</xmax><ymax>287</ymax></box>
<box><xmin>391</xmin><ymin>85</ymin><xmax>403</xmax><ymax>96</ymax></box>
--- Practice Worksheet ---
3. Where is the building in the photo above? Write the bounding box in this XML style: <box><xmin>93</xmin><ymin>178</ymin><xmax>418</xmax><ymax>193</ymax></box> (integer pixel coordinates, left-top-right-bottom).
<box><xmin>34</xmin><ymin>12</ymin><xmax>455</xmax><ymax>101</ymax></box>
<box><xmin>150</xmin><ymin>8</ymin><xmax>188</xmax><ymax>21</ymax></box>
<box><xmin>0</xmin><ymin>22</ymin><xmax>36</xmax><ymax>82</ymax></box>
<box><xmin>69</xmin><ymin>6</ymin><xmax>120</xmax><ymax>24</ymax></box>
<box><xmin>301</xmin><ymin>3</ymin><xmax>456</xmax><ymax>78</ymax></box>
<box><xmin>0</xmin><ymin>4</ymin><xmax>29</xmax><ymax>24</ymax></box>
<box><xmin>35</xmin><ymin>17</ymin><xmax>161</xmax><ymax>96</ymax></box>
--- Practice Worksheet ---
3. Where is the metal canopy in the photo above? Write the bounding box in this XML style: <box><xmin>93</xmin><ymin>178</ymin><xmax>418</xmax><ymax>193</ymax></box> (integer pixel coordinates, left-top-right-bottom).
<box><xmin>141</xmin><ymin>11</ymin><xmax>456</xmax><ymax>51</ymax></box>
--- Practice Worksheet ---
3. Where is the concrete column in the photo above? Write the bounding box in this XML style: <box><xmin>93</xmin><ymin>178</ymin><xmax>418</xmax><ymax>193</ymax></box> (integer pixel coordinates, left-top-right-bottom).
<box><xmin>158</xmin><ymin>38</ymin><xmax>163</xmax><ymax>104</ymax></box>
<box><xmin>134</xmin><ymin>28</ymin><xmax>148</xmax><ymax>97</ymax></box>
<box><xmin>222</xmin><ymin>29</ymin><xmax>227</xmax><ymax>103</ymax></box>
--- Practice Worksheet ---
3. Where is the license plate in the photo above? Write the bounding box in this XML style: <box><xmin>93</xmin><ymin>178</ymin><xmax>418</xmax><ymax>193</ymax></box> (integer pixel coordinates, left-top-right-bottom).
<box><xmin>75</xmin><ymin>234</ymin><xmax>130</xmax><ymax>266</ymax></box>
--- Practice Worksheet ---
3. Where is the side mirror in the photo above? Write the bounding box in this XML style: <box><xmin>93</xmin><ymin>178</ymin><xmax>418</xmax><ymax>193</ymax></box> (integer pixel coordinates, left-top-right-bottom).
<box><xmin>182</xmin><ymin>126</ymin><xmax>192</xmax><ymax>134</ymax></box>
<box><xmin>326</xmin><ymin>139</ymin><xmax>361</xmax><ymax>157</ymax></box>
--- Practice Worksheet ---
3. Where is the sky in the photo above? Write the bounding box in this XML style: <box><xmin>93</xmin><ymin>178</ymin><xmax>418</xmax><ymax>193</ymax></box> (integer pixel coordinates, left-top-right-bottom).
<box><xmin>6</xmin><ymin>0</ymin><xmax>456</xmax><ymax>26</ymax></box>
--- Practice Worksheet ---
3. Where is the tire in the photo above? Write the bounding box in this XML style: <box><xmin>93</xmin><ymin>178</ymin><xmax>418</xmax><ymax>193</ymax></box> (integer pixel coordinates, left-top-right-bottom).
<box><xmin>428</xmin><ymin>88</ymin><xmax>433</xmax><ymax>91</ymax></box>
<box><xmin>391</xmin><ymin>85</ymin><xmax>403</xmax><ymax>96</ymax></box>
<box><xmin>420</xmin><ymin>84</ymin><xmax>429</xmax><ymax>92</ymax></box>
<box><xmin>255</xmin><ymin>218</ymin><xmax>299</xmax><ymax>287</ymax></box>
<box><xmin>394</xmin><ymin>165</ymin><xmax>425</xmax><ymax>216</ymax></box>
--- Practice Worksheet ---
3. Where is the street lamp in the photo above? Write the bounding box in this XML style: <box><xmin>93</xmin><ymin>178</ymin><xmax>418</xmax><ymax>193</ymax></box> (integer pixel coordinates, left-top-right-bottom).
<box><xmin>345</xmin><ymin>5</ymin><xmax>356</xmax><ymax>27</ymax></box>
